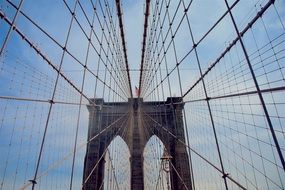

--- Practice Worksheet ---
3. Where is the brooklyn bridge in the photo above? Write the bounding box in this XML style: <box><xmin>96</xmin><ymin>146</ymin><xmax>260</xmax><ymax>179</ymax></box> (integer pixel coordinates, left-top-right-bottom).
<box><xmin>0</xmin><ymin>0</ymin><xmax>284</xmax><ymax>189</ymax></box>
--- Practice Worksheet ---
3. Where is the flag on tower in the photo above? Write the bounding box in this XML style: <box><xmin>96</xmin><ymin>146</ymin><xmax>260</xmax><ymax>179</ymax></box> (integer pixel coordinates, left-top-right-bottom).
<box><xmin>135</xmin><ymin>86</ymin><xmax>139</xmax><ymax>97</ymax></box>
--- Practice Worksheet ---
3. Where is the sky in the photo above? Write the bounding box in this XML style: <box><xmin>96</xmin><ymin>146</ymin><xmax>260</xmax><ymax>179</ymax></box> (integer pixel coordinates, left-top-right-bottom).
<box><xmin>0</xmin><ymin>0</ymin><xmax>285</xmax><ymax>190</ymax></box>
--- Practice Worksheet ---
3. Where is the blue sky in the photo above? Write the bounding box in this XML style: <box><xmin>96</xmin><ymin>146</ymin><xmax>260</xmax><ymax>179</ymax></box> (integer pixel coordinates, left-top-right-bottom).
<box><xmin>0</xmin><ymin>0</ymin><xmax>285</xmax><ymax>190</ymax></box>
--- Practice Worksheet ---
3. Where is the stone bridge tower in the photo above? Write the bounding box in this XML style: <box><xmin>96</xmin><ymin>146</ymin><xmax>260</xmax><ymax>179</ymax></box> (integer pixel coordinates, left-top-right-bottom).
<box><xmin>82</xmin><ymin>97</ymin><xmax>192</xmax><ymax>190</ymax></box>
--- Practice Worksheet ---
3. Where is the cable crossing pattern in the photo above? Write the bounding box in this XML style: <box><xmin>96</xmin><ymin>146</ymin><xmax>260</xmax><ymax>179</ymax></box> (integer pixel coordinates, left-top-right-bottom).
<box><xmin>0</xmin><ymin>0</ymin><xmax>284</xmax><ymax>189</ymax></box>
